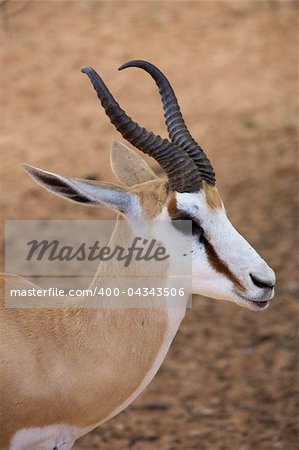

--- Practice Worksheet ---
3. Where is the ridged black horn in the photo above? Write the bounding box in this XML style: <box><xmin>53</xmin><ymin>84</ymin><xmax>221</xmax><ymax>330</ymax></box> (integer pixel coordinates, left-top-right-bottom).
<box><xmin>81</xmin><ymin>66</ymin><xmax>202</xmax><ymax>193</ymax></box>
<box><xmin>119</xmin><ymin>60</ymin><xmax>216</xmax><ymax>186</ymax></box>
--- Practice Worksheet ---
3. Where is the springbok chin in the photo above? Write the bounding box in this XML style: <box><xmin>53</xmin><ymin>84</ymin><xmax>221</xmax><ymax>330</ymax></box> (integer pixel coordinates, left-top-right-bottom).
<box><xmin>1</xmin><ymin>60</ymin><xmax>275</xmax><ymax>449</ymax></box>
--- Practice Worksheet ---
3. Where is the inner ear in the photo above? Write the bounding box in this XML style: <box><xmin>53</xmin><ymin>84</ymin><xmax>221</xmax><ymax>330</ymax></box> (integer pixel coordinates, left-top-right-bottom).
<box><xmin>110</xmin><ymin>141</ymin><xmax>158</xmax><ymax>186</ymax></box>
<box><xmin>23</xmin><ymin>164</ymin><xmax>137</xmax><ymax>215</ymax></box>
<box><xmin>25</xmin><ymin>166</ymin><xmax>95</xmax><ymax>204</ymax></box>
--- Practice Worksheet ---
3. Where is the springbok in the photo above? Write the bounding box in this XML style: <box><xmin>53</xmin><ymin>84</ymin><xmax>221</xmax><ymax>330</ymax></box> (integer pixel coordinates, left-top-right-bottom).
<box><xmin>0</xmin><ymin>60</ymin><xmax>275</xmax><ymax>449</ymax></box>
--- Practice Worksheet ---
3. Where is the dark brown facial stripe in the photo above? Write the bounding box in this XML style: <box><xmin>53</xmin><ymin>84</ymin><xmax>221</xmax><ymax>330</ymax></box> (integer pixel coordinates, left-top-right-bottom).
<box><xmin>203</xmin><ymin>237</ymin><xmax>245</xmax><ymax>292</ymax></box>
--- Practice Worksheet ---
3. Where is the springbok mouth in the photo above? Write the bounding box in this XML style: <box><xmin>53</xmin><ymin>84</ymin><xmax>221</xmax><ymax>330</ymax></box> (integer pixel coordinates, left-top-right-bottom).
<box><xmin>236</xmin><ymin>293</ymin><xmax>270</xmax><ymax>310</ymax></box>
<box><xmin>248</xmin><ymin>300</ymin><xmax>269</xmax><ymax>309</ymax></box>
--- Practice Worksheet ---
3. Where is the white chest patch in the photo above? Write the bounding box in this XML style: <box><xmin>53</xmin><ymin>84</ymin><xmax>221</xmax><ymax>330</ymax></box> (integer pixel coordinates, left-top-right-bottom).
<box><xmin>9</xmin><ymin>424</ymin><xmax>80</xmax><ymax>450</ymax></box>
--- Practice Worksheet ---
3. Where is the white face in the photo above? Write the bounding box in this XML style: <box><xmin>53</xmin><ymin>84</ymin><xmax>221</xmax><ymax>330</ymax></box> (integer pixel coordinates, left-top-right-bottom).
<box><xmin>164</xmin><ymin>187</ymin><xmax>275</xmax><ymax>311</ymax></box>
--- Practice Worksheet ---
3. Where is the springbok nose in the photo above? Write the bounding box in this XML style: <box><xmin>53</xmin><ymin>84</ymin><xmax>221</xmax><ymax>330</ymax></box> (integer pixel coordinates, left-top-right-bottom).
<box><xmin>250</xmin><ymin>273</ymin><xmax>275</xmax><ymax>290</ymax></box>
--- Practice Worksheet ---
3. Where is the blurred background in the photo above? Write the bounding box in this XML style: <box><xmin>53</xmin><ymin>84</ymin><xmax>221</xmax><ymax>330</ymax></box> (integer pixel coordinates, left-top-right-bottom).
<box><xmin>1</xmin><ymin>1</ymin><xmax>298</xmax><ymax>449</ymax></box>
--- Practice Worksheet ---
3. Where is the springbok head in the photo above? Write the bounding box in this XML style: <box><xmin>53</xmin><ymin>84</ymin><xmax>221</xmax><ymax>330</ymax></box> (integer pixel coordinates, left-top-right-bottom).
<box><xmin>24</xmin><ymin>60</ymin><xmax>275</xmax><ymax>311</ymax></box>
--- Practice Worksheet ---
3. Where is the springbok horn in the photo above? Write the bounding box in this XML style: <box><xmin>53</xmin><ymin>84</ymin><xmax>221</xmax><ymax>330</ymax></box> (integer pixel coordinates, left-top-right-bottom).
<box><xmin>118</xmin><ymin>60</ymin><xmax>216</xmax><ymax>186</ymax></box>
<box><xmin>81</xmin><ymin>66</ymin><xmax>202</xmax><ymax>193</ymax></box>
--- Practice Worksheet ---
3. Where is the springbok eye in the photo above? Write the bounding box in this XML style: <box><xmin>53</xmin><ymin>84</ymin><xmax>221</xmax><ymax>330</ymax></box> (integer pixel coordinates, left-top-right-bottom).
<box><xmin>172</xmin><ymin>216</ymin><xmax>204</xmax><ymax>241</ymax></box>
<box><xmin>191</xmin><ymin>221</ymin><xmax>204</xmax><ymax>239</ymax></box>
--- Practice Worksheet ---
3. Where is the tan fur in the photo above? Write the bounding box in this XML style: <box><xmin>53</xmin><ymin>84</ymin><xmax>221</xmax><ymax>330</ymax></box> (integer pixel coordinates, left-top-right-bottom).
<box><xmin>1</xmin><ymin>155</ymin><xmax>174</xmax><ymax>447</ymax></box>
<box><xmin>0</xmin><ymin>274</ymin><xmax>168</xmax><ymax>447</ymax></box>
<box><xmin>203</xmin><ymin>181</ymin><xmax>223</xmax><ymax>210</ymax></box>
<box><xmin>134</xmin><ymin>180</ymin><xmax>169</xmax><ymax>218</ymax></box>
<box><xmin>0</xmin><ymin>214</ymin><xmax>171</xmax><ymax>447</ymax></box>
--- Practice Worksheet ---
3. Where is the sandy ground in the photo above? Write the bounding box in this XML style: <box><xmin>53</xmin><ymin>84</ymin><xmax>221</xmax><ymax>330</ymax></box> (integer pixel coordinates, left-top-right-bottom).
<box><xmin>1</xmin><ymin>1</ymin><xmax>298</xmax><ymax>449</ymax></box>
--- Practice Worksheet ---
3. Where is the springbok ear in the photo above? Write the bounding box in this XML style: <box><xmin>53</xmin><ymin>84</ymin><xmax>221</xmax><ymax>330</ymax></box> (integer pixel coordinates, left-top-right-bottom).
<box><xmin>110</xmin><ymin>141</ymin><xmax>157</xmax><ymax>186</ymax></box>
<box><xmin>23</xmin><ymin>164</ymin><xmax>137</xmax><ymax>215</ymax></box>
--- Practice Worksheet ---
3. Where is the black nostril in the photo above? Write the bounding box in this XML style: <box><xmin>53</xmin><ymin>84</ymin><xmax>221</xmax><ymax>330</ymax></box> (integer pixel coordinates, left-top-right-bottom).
<box><xmin>250</xmin><ymin>274</ymin><xmax>274</xmax><ymax>289</ymax></box>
